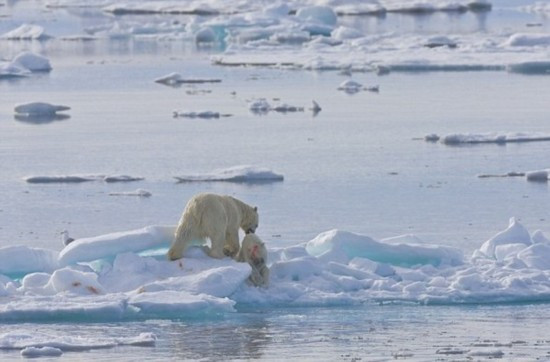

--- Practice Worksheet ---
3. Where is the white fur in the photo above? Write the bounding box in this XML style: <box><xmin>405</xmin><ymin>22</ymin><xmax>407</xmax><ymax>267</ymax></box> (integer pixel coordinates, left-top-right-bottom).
<box><xmin>168</xmin><ymin>193</ymin><xmax>258</xmax><ymax>260</ymax></box>
<box><xmin>237</xmin><ymin>233</ymin><xmax>269</xmax><ymax>287</ymax></box>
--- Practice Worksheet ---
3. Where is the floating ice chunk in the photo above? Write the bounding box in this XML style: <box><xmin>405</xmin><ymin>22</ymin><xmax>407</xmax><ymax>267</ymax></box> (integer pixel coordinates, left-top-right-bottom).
<box><xmin>296</xmin><ymin>6</ymin><xmax>337</xmax><ymax>26</ymax></box>
<box><xmin>424</xmin><ymin>134</ymin><xmax>440</xmax><ymax>142</ymax></box>
<box><xmin>195</xmin><ymin>27</ymin><xmax>217</xmax><ymax>44</ymax></box>
<box><xmin>331</xmin><ymin>26</ymin><xmax>363</xmax><ymax>40</ymax></box>
<box><xmin>333</xmin><ymin>2</ymin><xmax>385</xmax><ymax>15</ymax></box>
<box><xmin>58</xmin><ymin>225</ymin><xmax>175</xmax><ymax>266</ymax></box>
<box><xmin>0</xmin><ymin>62</ymin><xmax>29</xmax><ymax>79</ymax></box>
<box><xmin>109</xmin><ymin>189</ymin><xmax>152</xmax><ymax>197</ymax></box>
<box><xmin>440</xmin><ymin>132</ymin><xmax>550</xmax><ymax>145</ymax></box>
<box><xmin>12</xmin><ymin>52</ymin><xmax>52</xmax><ymax>72</ymax></box>
<box><xmin>424</xmin><ymin>36</ymin><xmax>457</xmax><ymax>48</ymax></box>
<box><xmin>337</xmin><ymin>79</ymin><xmax>363</xmax><ymax>94</ymax></box>
<box><xmin>103</xmin><ymin>175</ymin><xmax>144</xmax><ymax>183</ymax></box>
<box><xmin>0</xmin><ymin>246</ymin><xmax>59</xmax><ymax>275</ymax></box>
<box><xmin>173</xmin><ymin>111</ymin><xmax>230</xmax><ymax>119</ymax></box>
<box><xmin>14</xmin><ymin>102</ymin><xmax>70</xmax><ymax>116</ymax></box>
<box><xmin>526</xmin><ymin>169</ymin><xmax>549</xmax><ymax>182</ymax></box>
<box><xmin>468</xmin><ymin>349</ymin><xmax>504</xmax><ymax>358</ymax></box>
<box><xmin>476</xmin><ymin>218</ymin><xmax>532</xmax><ymax>260</ymax></box>
<box><xmin>506</xmin><ymin>33</ymin><xmax>550</xmax><ymax>47</ymax></box>
<box><xmin>306</xmin><ymin>229</ymin><xmax>463</xmax><ymax>267</ymax></box>
<box><xmin>21</xmin><ymin>346</ymin><xmax>63</xmax><ymax>357</ymax></box>
<box><xmin>155</xmin><ymin>72</ymin><xmax>221</xmax><ymax>86</ymax></box>
<box><xmin>174</xmin><ymin>165</ymin><xmax>284</xmax><ymax>183</ymax></box>
<box><xmin>508</xmin><ymin>61</ymin><xmax>550</xmax><ymax>75</ymax></box>
<box><xmin>23</xmin><ymin>174</ymin><xmax>144</xmax><ymax>183</ymax></box>
<box><xmin>249</xmin><ymin>98</ymin><xmax>271</xmax><ymax>113</ymax></box>
<box><xmin>0</xmin><ymin>331</ymin><xmax>156</xmax><ymax>352</ymax></box>
<box><xmin>1</xmin><ymin>24</ymin><xmax>52</xmax><ymax>40</ymax></box>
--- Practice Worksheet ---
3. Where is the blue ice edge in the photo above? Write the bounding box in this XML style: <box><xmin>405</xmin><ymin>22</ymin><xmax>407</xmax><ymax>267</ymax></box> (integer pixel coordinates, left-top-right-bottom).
<box><xmin>2</xmin><ymin>219</ymin><xmax>550</xmax><ymax>323</ymax></box>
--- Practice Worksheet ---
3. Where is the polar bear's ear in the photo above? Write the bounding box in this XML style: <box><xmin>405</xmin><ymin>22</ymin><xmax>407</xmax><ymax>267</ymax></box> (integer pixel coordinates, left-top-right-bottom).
<box><xmin>254</xmin><ymin>206</ymin><xmax>258</xmax><ymax>212</ymax></box>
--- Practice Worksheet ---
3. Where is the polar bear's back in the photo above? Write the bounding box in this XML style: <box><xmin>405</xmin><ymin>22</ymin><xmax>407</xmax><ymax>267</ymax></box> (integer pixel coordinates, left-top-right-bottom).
<box><xmin>182</xmin><ymin>193</ymin><xmax>238</xmax><ymax>228</ymax></box>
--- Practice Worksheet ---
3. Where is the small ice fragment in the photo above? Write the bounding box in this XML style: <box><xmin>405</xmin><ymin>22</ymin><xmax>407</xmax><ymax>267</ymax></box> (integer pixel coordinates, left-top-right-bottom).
<box><xmin>425</xmin><ymin>134</ymin><xmax>440</xmax><ymax>142</ymax></box>
<box><xmin>109</xmin><ymin>189</ymin><xmax>152</xmax><ymax>197</ymax></box>
<box><xmin>365</xmin><ymin>85</ymin><xmax>379</xmax><ymax>92</ymax></box>
<box><xmin>12</xmin><ymin>51</ymin><xmax>52</xmax><ymax>72</ymax></box>
<box><xmin>103</xmin><ymin>175</ymin><xmax>144</xmax><ymax>183</ymax></box>
<box><xmin>337</xmin><ymin>79</ymin><xmax>363</xmax><ymax>93</ymax></box>
<box><xmin>173</xmin><ymin>111</ymin><xmax>228</xmax><ymax>119</ymax></box>
<box><xmin>21</xmin><ymin>346</ymin><xmax>63</xmax><ymax>357</ymax></box>
<box><xmin>526</xmin><ymin>170</ymin><xmax>549</xmax><ymax>182</ymax></box>
<box><xmin>249</xmin><ymin>98</ymin><xmax>271</xmax><ymax>114</ymax></box>
<box><xmin>14</xmin><ymin>102</ymin><xmax>70</xmax><ymax>116</ymax></box>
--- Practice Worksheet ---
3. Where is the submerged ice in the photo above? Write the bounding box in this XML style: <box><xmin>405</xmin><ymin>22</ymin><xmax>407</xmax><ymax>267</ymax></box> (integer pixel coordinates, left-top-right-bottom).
<box><xmin>1</xmin><ymin>218</ymin><xmax>550</xmax><ymax>322</ymax></box>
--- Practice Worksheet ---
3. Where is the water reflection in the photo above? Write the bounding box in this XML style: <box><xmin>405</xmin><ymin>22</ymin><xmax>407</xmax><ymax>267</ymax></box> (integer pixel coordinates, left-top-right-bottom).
<box><xmin>14</xmin><ymin>113</ymin><xmax>70</xmax><ymax>124</ymax></box>
<box><xmin>167</xmin><ymin>318</ymin><xmax>270</xmax><ymax>360</ymax></box>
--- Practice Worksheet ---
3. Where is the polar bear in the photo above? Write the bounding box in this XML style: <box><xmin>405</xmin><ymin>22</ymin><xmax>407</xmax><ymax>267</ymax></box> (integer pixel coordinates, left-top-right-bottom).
<box><xmin>167</xmin><ymin>193</ymin><xmax>258</xmax><ymax>260</ymax></box>
<box><xmin>237</xmin><ymin>233</ymin><xmax>269</xmax><ymax>287</ymax></box>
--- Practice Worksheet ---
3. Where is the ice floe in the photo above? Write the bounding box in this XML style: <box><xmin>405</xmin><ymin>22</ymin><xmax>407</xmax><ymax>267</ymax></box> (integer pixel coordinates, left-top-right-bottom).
<box><xmin>24</xmin><ymin>174</ymin><xmax>144</xmax><ymax>183</ymax></box>
<box><xmin>248</xmin><ymin>98</ymin><xmax>317</xmax><ymax>114</ymax></box>
<box><xmin>174</xmin><ymin>165</ymin><xmax>284</xmax><ymax>183</ymax></box>
<box><xmin>0</xmin><ymin>332</ymin><xmax>156</xmax><ymax>353</ymax></box>
<box><xmin>14</xmin><ymin>102</ymin><xmax>70</xmax><ymax>116</ymax></box>
<box><xmin>337</xmin><ymin>80</ymin><xmax>379</xmax><ymax>94</ymax></box>
<box><xmin>155</xmin><ymin>72</ymin><xmax>222</xmax><ymax>86</ymax></box>
<box><xmin>0</xmin><ymin>24</ymin><xmax>52</xmax><ymax>40</ymax></box>
<box><xmin>109</xmin><ymin>189</ymin><xmax>153</xmax><ymax>197</ymax></box>
<box><xmin>173</xmin><ymin>111</ymin><xmax>231</xmax><ymax>119</ymax></box>
<box><xmin>1</xmin><ymin>52</ymin><xmax>52</xmax><ymax>80</ymax></box>
<box><xmin>427</xmin><ymin>132</ymin><xmax>550</xmax><ymax>145</ymax></box>
<box><xmin>2</xmin><ymin>217</ymin><xmax>550</xmax><ymax>321</ymax></box>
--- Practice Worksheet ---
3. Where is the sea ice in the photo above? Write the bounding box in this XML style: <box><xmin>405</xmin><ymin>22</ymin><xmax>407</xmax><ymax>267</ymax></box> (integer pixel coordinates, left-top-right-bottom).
<box><xmin>20</xmin><ymin>346</ymin><xmax>63</xmax><ymax>357</ymax></box>
<box><xmin>11</xmin><ymin>52</ymin><xmax>52</xmax><ymax>72</ymax></box>
<box><xmin>174</xmin><ymin>165</ymin><xmax>284</xmax><ymax>183</ymax></box>
<box><xmin>109</xmin><ymin>189</ymin><xmax>152</xmax><ymax>197</ymax></box>
<box><xmin>155</xmin><ymin>72</ymin><xmax>221</xmax><ymax>86</ymax></box>
<box><xmin>430</xmin><ymin>132</ymin><xmax>550</xmax><ymax>145</ymax></box>
<box><xmin>24</xmin><ymin>174</ymin><xmax>143</xmax><ymax>183</ymax></box>
<box><xmin>526</xmin><ymin>170</ymin><xmax>549</xmax><ymax>182</ymax></box>
<box><xmin>2</xmin><ymin>217</ymin><xmax>550</xmax><ymax>321</ymax></box>
<box><xmin>1</xmin><ymin>24</ymin><xmax>52</xmax><ymax>40</ymax></box>
<box><xmin>173</xmin><ymin>111</ymin><xmax>229</xmax><ymax>119</ymax></box>
<box><xmin>14</xmin><ymin>102</ymin><xmax>70</xmax><ymax>116</ymax></box>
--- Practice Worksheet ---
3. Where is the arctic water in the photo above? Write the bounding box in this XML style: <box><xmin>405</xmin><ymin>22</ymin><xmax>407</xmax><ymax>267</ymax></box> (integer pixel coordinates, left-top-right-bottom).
<box><xmin>1</xmin><ymin>0</ymin><xmax>550</xmax><ymax>360</ymax></box>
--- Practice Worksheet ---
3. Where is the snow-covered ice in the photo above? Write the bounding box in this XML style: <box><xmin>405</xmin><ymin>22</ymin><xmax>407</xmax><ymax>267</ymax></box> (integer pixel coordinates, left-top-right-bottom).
<box><xmin>174</xmin><ymin>165</ymin><xmax>284</xmax><ymax>183</ymax></box>
<box><xmin>428</xmin><ymin>132</ymin><xmax>550</xmax><ymax>145</ymax></box>
<box><xmin>1</xmin><ymin>24</ymin><xmax>52</xmax><ymax>40</ymax></box>
<box><xmin>173</xmin><ymin>111</ymin><xmax>230</xmax><ymax>119</ymax></box>
<box><xmin>109</xmin><ymin>189</ymin><xmax>153</xmax><ymax>197</ymax></box>
<box><xmin>154</xmin><ymin>72</ymin><xmax>222</xmax><ymax>86</ymax></box>
<box><xmin>24</xmin><ymin>174</ymin><xmax>144</xmax><ymax>183</ymax></box>
<box><xmin>14</xmin><ymin>102</ymin><xmax>70</xmax><ymax>116</ymax></box>
<box><xmin>2</xmin><ymin>217</ymin><xmax>550</xmax><ymax>322</ymax></box>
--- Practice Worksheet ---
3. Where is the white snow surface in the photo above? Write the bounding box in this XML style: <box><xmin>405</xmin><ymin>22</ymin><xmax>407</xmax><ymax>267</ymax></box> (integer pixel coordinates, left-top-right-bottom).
<box><xmin>1</xmin><ymin>52</ymin><xmax>52</xmax><ymax>79</ymax></box>
<box><xmin>2</xmin><ymin>218</ymin><xmax>550</xmax><ymax>321</ymax></box>
<box><xmin>174</xmin><ymin>165</ymin><xmax>284</xmax><ymax>183</ymax></box>
<box><xmin>1</xmin><ymin>24</ymin><xmax>52</xmax><ymax>40</ymax></box>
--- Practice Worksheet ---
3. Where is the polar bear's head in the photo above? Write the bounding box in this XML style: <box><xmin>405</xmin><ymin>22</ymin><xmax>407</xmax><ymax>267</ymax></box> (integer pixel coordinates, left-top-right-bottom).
<box><xmin>241</xmin><ymin>206</ymin><xmax>259</xmax><ymax>234</ymax></box>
